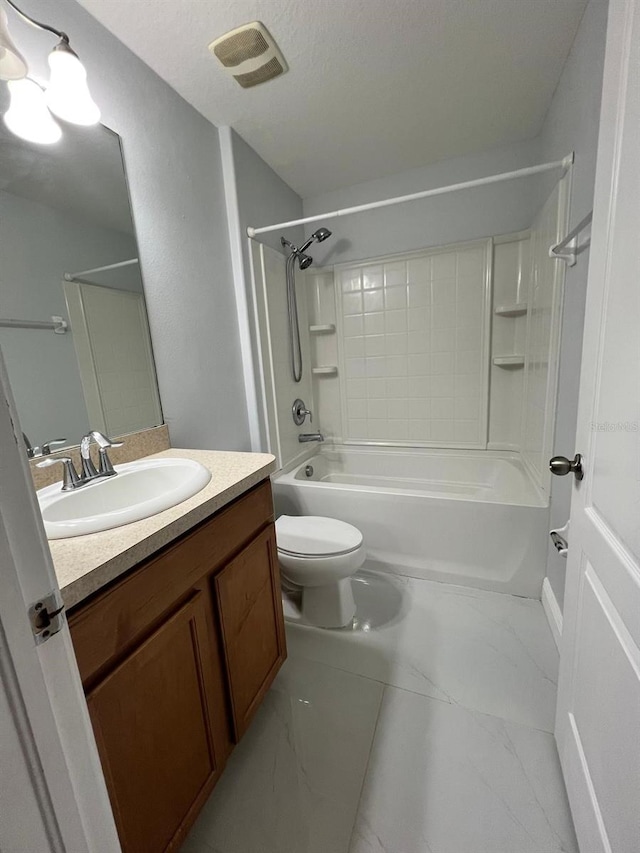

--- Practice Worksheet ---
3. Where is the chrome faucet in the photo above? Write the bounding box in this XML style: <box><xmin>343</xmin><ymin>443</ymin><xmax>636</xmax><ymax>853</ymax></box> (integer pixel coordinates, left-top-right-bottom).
<box><xmin>80</xmin><ymin>430</ymin><xmax>123</xmax><ymax>479</ymax></box>
<box><xmin>80</xmin><ymin>432</ymin><xmax>100</xmax><ymax>479</ymax></box>
<box><xmin>298</xmin><ymin>432</ymin><xmax>324</xmax><ymax>443</ymax></box>
<box><xmin>37</xmin><ymin>430</ymin><xmax>123</xmax><ymax>491</ymax></box>
<box><xmin>23</xmin><ymin>432</ymin><xmax>67</xmax><ymax>459</ymax></box>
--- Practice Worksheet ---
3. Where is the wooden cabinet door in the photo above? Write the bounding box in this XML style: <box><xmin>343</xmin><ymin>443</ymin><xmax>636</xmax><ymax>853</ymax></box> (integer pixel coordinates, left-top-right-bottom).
<box><xmin>215</xmin><ymin>524</ymin><xmax>286</xmax><ymax>739</ymax></box>
<box><xmin>86</xmin><ymin>591</ymin><xmax>226</xmax><ymax>853</ymax></box>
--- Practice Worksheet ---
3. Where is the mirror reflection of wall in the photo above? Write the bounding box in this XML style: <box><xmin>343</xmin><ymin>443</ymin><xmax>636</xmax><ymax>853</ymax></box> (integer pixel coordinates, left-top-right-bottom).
<box><xmin>0</xmin><ymin>118</ymin><xmax>162</xmax><ymax>452</ymax></box>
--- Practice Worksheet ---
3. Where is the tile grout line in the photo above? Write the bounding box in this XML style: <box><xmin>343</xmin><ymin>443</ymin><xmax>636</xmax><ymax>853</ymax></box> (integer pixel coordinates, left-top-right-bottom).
<box><xmin>345</xmin><ymin>682</ymin><xmax>388</xmax><ymax>853</ymax></box>
<box><xmin>286</xmin><ymin>648</ymin><xmax>557</xmax><ymax>736</ymax></box>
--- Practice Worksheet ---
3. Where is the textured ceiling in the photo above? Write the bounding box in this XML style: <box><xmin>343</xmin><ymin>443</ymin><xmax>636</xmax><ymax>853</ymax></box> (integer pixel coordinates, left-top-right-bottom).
<box><xmin>74</xmin><ymin>0</ymin><xmax>588</xmax><ymax>198</ymax></box>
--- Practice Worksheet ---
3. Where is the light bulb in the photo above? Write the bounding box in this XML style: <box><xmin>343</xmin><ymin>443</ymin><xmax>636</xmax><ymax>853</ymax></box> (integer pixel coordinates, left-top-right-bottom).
<box><xmin>0</xmin><ymin>8</ymin><xmax>27</xmax><ymax>80</ymax></box>
<box><xmin>4</xmin><ymin>78</ymin><xmax>62</xmax><ymax>144</ymax></box>
<box><xmin>45</xmin><ymin>42</ymin><xmax>100</xmax><ymax>126</ymax></box>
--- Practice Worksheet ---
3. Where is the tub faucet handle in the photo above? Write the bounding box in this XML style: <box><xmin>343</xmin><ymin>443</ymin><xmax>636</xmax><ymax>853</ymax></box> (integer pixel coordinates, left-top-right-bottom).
<box><xmin>292</xmin><ymin>398</ymin><xmax>312</xmax><ymax>426</ymax></box>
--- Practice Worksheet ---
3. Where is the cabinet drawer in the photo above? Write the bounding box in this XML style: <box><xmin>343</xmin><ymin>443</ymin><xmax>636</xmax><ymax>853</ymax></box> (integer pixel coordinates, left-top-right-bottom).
<box><xmin>86</xmin><ymin>591</ymin><xmax>227</xmax><ymax>853</ymax></box>
<box><xmin>215</xmin><ymin>524</ymin><xmax>286</xmax><ymax>738</ymax></box>
<box><xmin>70</xmin><ymin>480</ymin><xmax>273</xmax><ymax>684</ymax></box>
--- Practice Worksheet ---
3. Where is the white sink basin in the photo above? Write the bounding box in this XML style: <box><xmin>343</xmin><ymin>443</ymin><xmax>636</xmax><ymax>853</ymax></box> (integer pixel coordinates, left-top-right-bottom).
<box><xmin>37</xmin><ymin>457</ymin><xmax>212</xmax><ymax>539</ymax></box>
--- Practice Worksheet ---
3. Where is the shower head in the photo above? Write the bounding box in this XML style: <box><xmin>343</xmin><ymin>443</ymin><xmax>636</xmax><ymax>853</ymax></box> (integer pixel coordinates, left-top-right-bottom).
<box><xmin>298</xmin><ymin>226</ymin><xmax>333</xmax><ymax>254</ymax></box>
<box><xmin>312</xmin><ymin>227</ymin><xmax>332</xmax><ymax>243</ymax></box>
<box><xmin>281</xmin><ymin>226</ymin><xmax>332</xmax><ymax>269</ymax></box>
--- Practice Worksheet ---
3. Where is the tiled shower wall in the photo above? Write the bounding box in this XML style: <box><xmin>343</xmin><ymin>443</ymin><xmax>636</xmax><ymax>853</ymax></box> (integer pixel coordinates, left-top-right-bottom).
<box><xmin>253</xmin><ymin>210</ymin><xmax>565</xmax><ymax>469</ymax></box>
<box><xmin>334</xmin><ymin>241</ymin><xmax>491</xmax><ymax>447</ymax></box>
<box><xmin>306</xmin><ymin>227</ymin><xmax>565</xmax><ymax>456</ymax></box>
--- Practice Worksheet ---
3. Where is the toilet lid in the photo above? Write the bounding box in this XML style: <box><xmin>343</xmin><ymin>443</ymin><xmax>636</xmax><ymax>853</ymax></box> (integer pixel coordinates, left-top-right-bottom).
<box><xmin>276</xmin><ymin>515</ymin><xmax>363</xmax><ymax>557</ymax></box>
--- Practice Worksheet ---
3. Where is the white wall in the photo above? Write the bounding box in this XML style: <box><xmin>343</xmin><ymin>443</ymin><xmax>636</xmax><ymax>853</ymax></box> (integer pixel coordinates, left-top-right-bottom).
<box><xmin>7</xmin><ymin>0</ymin><xmax>249</xmax><ymax>451</ymax></box>
<box><xmin>302</xmin><ymin>139</ymin><xmax>542</xmax><ymax>265</ymax></box>
<box><xmin>0</xmin><ymin>191</ymin><xmax>141</xmax><ymax>446</ymax></box>
<box><xmin>541</xmin><ymin>0</ymin><xmax>609</xmax><ymax>611</ymax></box>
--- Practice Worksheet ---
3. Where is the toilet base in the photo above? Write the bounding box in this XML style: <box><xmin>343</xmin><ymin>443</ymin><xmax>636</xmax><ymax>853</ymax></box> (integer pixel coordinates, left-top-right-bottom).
<box><xmin>301</xmin><ymin>578</ymin><xmax>356</xmax><ymax>628</ymax></box>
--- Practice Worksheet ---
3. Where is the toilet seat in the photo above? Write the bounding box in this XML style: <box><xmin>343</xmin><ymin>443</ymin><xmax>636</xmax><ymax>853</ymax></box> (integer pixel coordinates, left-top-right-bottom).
<box><xmin>276</xmin><ymin>515</ymin><xmax>363</xmax><ymax>558</ymax></box>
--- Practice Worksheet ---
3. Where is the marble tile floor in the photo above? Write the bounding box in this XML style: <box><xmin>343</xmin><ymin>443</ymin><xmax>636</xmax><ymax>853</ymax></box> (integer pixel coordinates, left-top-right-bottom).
<box><xmin>183</xmin><ymin>571</ymin><xmax>577</xmax><ymax>853</ymax></box>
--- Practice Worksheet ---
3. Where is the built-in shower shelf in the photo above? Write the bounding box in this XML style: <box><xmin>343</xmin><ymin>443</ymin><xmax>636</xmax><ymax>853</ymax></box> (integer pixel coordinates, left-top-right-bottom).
<box><xmin>494</xmin><ymin>303</ymin><xmax>528</xmax><ymax>317</ymax></box>
<box><xmin>493</xmin><ymin>355</ymin><xmax>525</xmax><ymax>367</ymax></box>
<box><xmin>309</xmin><ymin>324</ymin><xmax>336</xmax><ymax>334</ymax></box>
<box><xmin>312</xmin><ymin>366</ymin><xmax>338</xmax><ymax>376</ymax></box>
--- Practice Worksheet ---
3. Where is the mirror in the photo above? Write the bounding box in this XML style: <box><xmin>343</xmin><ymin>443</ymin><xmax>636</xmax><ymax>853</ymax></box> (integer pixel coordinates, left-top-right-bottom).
<box><xmin>0</xmin><ymin>113</ymin><xmax>162</xmax><ymax>454</ymax></box>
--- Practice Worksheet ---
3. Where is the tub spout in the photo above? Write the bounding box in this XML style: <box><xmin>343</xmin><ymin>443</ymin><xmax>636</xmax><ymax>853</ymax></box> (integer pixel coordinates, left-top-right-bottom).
<box><xmin>299</xmin><ymin>432</ymin><xmax>324</xmax><ymax>443</ymax></box>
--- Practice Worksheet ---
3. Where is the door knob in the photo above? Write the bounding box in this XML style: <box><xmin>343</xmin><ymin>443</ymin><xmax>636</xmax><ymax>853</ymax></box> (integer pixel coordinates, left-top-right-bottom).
<box><xmin>549</xmin><ymin>453</ymin><xmax>584</xmax><ymax>481</ymax></box>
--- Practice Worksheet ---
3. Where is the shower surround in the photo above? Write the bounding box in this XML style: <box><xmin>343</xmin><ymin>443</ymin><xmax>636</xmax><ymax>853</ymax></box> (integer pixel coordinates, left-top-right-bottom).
<box><xmin>252</xmin><ymin>175</ymin><xmax>568</xmax><ymax>596</ymax></box>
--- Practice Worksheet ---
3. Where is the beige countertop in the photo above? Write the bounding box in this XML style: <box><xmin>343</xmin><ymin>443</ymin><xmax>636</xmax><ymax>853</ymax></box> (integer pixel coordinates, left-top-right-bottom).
<box><xmin>48</xmin><ymin>448</ymin><xmax>276</xmax><ymax>609</ymax></box>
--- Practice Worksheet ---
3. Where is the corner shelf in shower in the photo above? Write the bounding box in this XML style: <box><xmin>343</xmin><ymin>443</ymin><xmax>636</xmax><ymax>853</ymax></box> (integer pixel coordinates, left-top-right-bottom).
<box><xmin>309</xmin><ymin>324</ymin><xmax>336</xmax><ymax>334</ymax></box>
<box><xmin>493</xmin><ymin>355</ymin><xmax>525</xmax><ymax>367</ymax></box>
<box><xmin>311</xmin><ymin>366</ymin><xmax>338</xmax><ymax>376</ymax></box>
<box><xmin>494</xmin><ymin>303</ymin><xmax>528</xmax><ymax>317</ymax></box>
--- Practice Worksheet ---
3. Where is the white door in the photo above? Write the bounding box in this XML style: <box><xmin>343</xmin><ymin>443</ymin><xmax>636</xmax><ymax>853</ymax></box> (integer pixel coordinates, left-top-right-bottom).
<box><xmin>555</xmin><ymin>1</ymin><xmax>640</xmax><ymax>850</ymax></box>
<box><xmin>0</xmin><ymin>351</ymin><xmax>121</xmax><ymax>852</ymax></box>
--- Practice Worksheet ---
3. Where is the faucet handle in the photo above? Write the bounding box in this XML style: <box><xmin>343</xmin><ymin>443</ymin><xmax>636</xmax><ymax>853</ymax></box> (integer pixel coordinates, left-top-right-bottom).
<box><xmin>89</xmin><ymin>430</ymin><xmax>123</xmax><ymax>450</ymax></box>
<box><xmin>292</xmin><ymin>398</ymin><xmax>312</xmax><ymax>425</ymax></box>
<box><xmin>41</xmin><ymin>438</ymin><xmax>67</xmax><ymax>455</ymax></box>
<box><xmin>37</xmin><ymin>456</ymin><xmax>81</xmax><ymax>491</ymax></box>
<box><xmin>90</xmin><ymin>431</ymin><xmax>123</xmax><ymax>476</ymax></box>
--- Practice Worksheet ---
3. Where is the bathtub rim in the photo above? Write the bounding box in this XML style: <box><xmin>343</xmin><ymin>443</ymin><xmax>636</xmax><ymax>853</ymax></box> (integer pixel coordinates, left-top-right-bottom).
<box><xmin>273</xmin><ymin>443</ymin><xmax>547</xmax><ymax>508</ymax></box>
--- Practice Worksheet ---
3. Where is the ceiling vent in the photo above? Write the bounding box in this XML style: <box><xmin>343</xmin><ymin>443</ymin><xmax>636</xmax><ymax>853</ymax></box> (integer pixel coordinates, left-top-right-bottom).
<box><xmin>209</xmin><ymin>22</ymin><xmax>288</xmax><ymax>89</ymax></box>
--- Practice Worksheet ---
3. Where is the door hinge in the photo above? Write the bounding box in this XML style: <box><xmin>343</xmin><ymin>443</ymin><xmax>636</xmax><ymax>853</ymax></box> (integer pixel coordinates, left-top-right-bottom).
<box><xmin>29</xmin><ymin>590</ymin><xmax>66</xmax><ymax>645</ymax></box>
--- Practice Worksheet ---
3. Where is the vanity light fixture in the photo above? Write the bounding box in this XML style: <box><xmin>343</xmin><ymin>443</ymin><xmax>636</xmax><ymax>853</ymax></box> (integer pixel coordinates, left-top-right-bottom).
<box><xmin>45</xmin><ymin>40</ymin><xmax>100</xmax><ymax>125</ymax></box>
<box><xmin>0</xmin><ymin>7</ymin><xmax>26</xmax><ymax>78</ymax></box>
<box><xmin>4</xmin><ymin>77</ymin><xmax>61</xmax><ymax>143</ymax></box>
<box><xmin>0</xmin><ymin>0</ymin><xmax>100</xmax><ymax>143</ymax></box>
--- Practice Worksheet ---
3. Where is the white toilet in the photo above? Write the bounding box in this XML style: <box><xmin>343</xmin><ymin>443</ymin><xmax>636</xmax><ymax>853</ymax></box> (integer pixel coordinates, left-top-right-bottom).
<box><xmin>275</xmin><ymin>515</ymin><xmax>366</xmax><ymax>628</ymax></box>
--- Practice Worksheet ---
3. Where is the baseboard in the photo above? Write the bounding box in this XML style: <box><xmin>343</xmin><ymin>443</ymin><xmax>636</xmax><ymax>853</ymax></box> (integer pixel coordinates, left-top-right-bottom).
<box><xmin>542</xmin><ymin>577</ymin><xmax>563</xmax><ymax>651</ymax></box>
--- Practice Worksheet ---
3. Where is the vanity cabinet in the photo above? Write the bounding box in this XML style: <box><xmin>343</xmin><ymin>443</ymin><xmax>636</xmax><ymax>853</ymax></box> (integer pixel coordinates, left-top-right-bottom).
<box><xmin>215</xmin><ymin>527</ymin><xmax>285</xmax><ymax>739</ymax></box>
<box><xmin>68</xmin><ymin>479</ymin><xmax>286</xmax><ymax>853</ymax></box>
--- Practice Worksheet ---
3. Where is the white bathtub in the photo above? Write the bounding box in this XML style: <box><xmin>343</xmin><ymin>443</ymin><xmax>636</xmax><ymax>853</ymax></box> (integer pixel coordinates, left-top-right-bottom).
<box><xmin>272</xmin><ymin>446</ymin><xmax>549</xmax><ymax>598</ymax></box>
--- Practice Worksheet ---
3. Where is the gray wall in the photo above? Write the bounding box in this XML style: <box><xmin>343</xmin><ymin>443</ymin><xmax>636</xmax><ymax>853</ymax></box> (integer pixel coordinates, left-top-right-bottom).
<box><xmin>232</xmin><ymin>129</ymin><xmax>304</xmax><ymax>257</ymax></box>
<box><xmin>8</xmin><ymin>0</ymin><xmax>249</xmax><ymax>451</ymax></box>
<box><xmin>302</xmin><ymin>139</ymin><xmax>542</xmax><ymax>266</ymax></box>
<box><xmin>541</xmin><ymin>0</ymin><xmax>609</xmax><ymax>610</ymax></box>
<box><xmin>0</xmin><ymin>190</ymin><xmax>140</xmax><ymax>446</ymax></box>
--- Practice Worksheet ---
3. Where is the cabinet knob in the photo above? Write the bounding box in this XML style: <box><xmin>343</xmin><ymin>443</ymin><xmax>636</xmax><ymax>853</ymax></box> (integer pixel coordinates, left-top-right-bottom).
<box><xmin>549</xmin><ymin>453</ymin><xmax>584</xmax><ymax>481</ymax></box>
